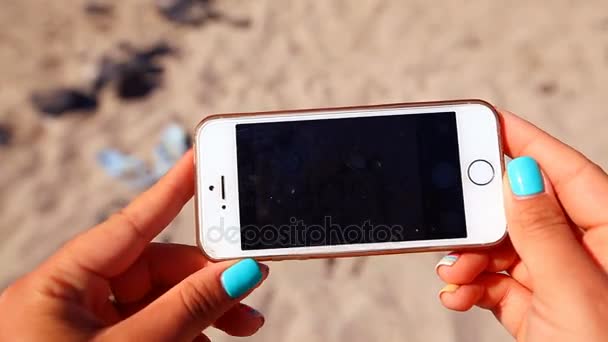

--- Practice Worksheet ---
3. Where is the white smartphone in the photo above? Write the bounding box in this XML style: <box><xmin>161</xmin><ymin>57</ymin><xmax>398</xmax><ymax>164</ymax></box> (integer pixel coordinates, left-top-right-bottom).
<box><xmin>194</xmin><ymin>100</ymin><xmax>506</xmax><ymax>261</ymax></box>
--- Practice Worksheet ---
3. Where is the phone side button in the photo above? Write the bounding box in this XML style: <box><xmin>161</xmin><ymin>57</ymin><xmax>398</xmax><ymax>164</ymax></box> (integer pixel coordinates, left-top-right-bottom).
<box><xmin>467</xmin><ymin>159</ymin><xmax>495</xmax><ymax>186</ymax></box>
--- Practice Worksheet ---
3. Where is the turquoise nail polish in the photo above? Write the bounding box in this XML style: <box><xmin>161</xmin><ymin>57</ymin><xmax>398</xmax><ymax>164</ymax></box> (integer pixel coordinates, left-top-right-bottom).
<box><xmin>507</xmin><ymin>156</ymin><xmax>545</xmax><ymax>196</ymax></box>
<box><xmin>221</xmin><ymin>259</ymin><xmax>262</xmax><ymax>299</ymax></box>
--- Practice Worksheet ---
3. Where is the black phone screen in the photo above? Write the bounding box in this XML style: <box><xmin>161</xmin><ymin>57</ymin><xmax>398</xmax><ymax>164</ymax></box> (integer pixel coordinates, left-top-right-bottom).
<box><xmin>236</xmin><ymin>112</ymin><xmax>466</xmax><ymax>250</ymax></box>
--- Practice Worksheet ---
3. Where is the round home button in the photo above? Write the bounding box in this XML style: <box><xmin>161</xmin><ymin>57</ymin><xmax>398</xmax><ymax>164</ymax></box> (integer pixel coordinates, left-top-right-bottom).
<box><xmin>468</xmin><ymin>159</ymin><xmax>495</xmax><ymax>186</ymax></box>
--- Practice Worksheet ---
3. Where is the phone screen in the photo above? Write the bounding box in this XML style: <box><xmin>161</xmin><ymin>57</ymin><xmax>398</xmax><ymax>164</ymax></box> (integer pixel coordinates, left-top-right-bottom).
<box><xmin>236</xmin><ymin>112</ymin><xmax>466</xmax><ymax>250</ymax></box>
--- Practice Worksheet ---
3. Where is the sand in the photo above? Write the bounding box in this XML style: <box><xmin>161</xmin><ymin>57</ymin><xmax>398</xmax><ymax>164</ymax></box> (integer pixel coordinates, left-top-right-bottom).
<box><xmin>2</xmin><ymin>0</ymin><xmax>608</xmax><ymax>341</ymax></box>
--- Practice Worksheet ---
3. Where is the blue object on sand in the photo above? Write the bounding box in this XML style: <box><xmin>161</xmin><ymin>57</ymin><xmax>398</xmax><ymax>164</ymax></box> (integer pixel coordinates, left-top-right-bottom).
<box><xmin>153</xmin><ymin>122</ymin><xmax>189</xmax><ymax>178</ymax></box>
<box><xmin>96</xmin><ymin>148</ymin><xmax>156</xmax><ymax>189</ymax></box>
<box><xmin>97</xmin><ymin>122</ymin><xmax>189</xmax><ymax>190</ymax></box>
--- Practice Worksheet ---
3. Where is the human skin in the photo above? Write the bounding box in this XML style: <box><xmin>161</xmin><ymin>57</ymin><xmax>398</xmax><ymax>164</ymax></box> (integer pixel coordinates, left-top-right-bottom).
<box><xmin>2</xmin><ymin>109</ymin><xmax>607</xmax><ymax>341</ymax></box>
<box><xmin>0</xmin><ymin>149</ymin><xmax>269</xmax><ymax>341</ymax></box>
<box><xmin>436</xmin><ymin>110</ymin><xmax>608</xmax><ymax>341</ymax></box>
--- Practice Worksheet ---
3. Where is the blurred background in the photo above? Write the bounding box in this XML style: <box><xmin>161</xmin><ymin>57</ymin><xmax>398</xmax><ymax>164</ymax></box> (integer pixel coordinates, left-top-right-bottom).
<box><xmin>2</xmin><ymin>0</ymin><xmax>608</xmax><ymax>341</ymax></box>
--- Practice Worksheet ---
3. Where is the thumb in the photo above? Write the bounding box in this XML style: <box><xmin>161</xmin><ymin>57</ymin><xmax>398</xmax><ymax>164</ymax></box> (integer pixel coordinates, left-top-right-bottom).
<box><xmin>109</xmin><ymin>258</ymin><xmax>268</xmax><ymax>341</ymax></box>
<box><xmin>505</xmin><ymin>156</ymin><xmax>599</xmax><ymax>293</ymax></box>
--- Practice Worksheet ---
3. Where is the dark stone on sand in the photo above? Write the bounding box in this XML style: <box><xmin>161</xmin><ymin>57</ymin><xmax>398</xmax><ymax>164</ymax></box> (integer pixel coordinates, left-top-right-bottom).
<box><xmin>84</xmin><ymin>1</ymin><xmax>113</xmax><ymax>15</ymax></box>
<box><xmin>31</xmin><ymin>89</ymin><xmax>98</xmax><ymax>116</ymax></box>
<box><xmin>32</xmin><ymin>42</ymin><xmax>174</xmax><ymax>116</ymax></box>
<box><xmin>0</xmin><ymin>124</ymin><xmax>12</xmax><ymax>146</ymax></box>
<box><xmin>116</xmin><ymin>68</ymin><xmax>161</xmax><ymax>99</ymax></box>
<box><xmin>156</xmin><ymin>0</ymin><xmax>250</xmax><ymax>28</ymax></box>
<box><xmin>538</xmin><ymin>81</ymin><xmax>558</xmax><ymax>95</ymax></box>
<box><xmin>156</xmin><ymin>0</ymin><xmax>213</xmax><ymax>26</ymax></box>
<box><xmin>135</xmin><ymin>42</ymin><xmax>174</xmax><ymax>60</ymax></box>
<box><xmin>114</xmin><ymin>43</ymin><xmax>173</xmax><ymax>99</ymax></box>
<box><xmin>92</xmin><ymin>42</ymin><xmax>174</xmax><ymax>100</ymax></box>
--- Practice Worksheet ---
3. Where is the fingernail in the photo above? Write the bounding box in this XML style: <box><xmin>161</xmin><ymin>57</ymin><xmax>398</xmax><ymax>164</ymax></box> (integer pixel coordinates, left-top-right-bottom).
<box><xmin>435</xmin><ymin>253</ymin><xmax>460</xmax><ymax>270</ymax></box>
<box><xmin>221</xmin><ymin>259</ymin><xmax>263</xmax><ymax>299</ymax></box>
<box><xmin>240</xmin><ymin>305</ymin><xmax>265</xmax><ymax>326</ymax></box>
<box><xmin>507</xmin><ymin>156</ymin><xmax>545</xmax><ymax>197</ymax></box>
<box><xmin>439</xmin><ymin>284</ymin><xmax>460</xmax><ymax>298</ymax></box>
<box><xmin>247</xmin><ymin>307</ymin><xmax>263</xmax><ymax>318</ymax></box>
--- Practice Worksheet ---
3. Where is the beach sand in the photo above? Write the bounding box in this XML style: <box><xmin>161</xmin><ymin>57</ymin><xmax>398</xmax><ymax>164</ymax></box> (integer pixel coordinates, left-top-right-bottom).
<box><xmin>2</xmin><ymin>1</ymin><xmax>608</xmax><ymax>341</ymax></box>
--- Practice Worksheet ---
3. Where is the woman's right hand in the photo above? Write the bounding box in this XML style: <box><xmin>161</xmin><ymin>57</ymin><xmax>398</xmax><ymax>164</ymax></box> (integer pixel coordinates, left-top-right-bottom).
<box><xmin>435</xmin><ymin>110</ymin><xmax>608</xmax><ymax>341</ymax></box>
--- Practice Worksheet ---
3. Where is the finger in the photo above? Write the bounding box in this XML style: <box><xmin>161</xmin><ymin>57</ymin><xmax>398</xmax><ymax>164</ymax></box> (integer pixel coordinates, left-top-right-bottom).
<box><xmin>53</xmin><ymin>149</ymin><xmax>195</xmax><ymax>278</ymax></box>
<box><xmin>583</xmin><ymin>227</ymin><xmax>608</xmax><ymax>270</ymax></box>
<box><xmin>434</xmin><ymin>249</ymin><xmax>533</xmax><ymax>290</ymax></box>
<box><xmin>213</xmin><ymin>303</ymin><xmax>265</xmax><ymax>337</ymax></box>
<box><xmin>435</xmin><ymin>253</ymin><xmax>488</xmax><ymax>285</ymax></box>
<box><xmin>117</xmin><ymin>295</ymin><xmax>267</xmax><ymax>338</ymax></box>
<box><xmin>438</xmin><ymin>283</ymin><xmax>483</xmax><ymax>311</ymax></box>
<box><xmin>506</xmin><ymin>258</ymin><xmax>532</xmax><ymax>290</ymax></box>
<box><xmin>193</xmin><ymin>334</ymin><xmax>211</xmax><ymax>342</ymax></box>
<box><xmin>439</xmin><ymin>273</ymin><xmax>532</xmax><ymax>337</ymax></box>
<box><xmin>504</xmin><ymin>157</ymin><xmax>602</xmax><ymax>293</ymax></box>
<box><xmin>109</xmin><ymin>259</ymin><xmax>268</xmax><ymax>341</ymax></box>
<box><xmin>111</xmin><ymin>243</ymin><xmax>207</xmax><ymax>304</ymax></box>
<box><xmin>434</xmin><ymin>251</ymin><xmax>533</xmax><ymax>290</ymax></box>
<box><xmin>113</xmin><ymin>245</ymin><xmax>266</xmax><ymax>337</ymax></box>
<box><xmin>500</xmin><ymin>110</ymin><xmax>608</xmax><ymax>229</ymax></box>
<box><xmin>115</xmin><ymin>287</ymin><xmax>167</xmax><ymax>319</ymax></box>
<box><xmin>435</xmin><ymin>241</ymin><xmax>518</xmax><ymax>284</ymax></box>
<box><xmin>113</xmin><ymin>246</ymin><xmax>265</xmax><ymax>336</ymax></box>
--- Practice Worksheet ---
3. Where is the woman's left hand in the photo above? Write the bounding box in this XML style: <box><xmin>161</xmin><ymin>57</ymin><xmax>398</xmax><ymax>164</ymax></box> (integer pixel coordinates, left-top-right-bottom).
<box><xmin>0</xmin><ymin>150</ymin><xmax>269</xmax><ymax>341</ymax></box>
